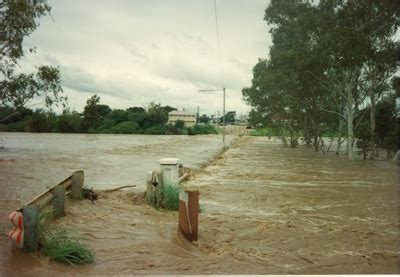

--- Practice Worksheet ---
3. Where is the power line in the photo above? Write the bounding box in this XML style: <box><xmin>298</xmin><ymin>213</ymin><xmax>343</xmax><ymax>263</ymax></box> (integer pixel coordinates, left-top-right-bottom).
<box><xmin>214</xmin><ymin>0</ymin><xmax>225</xmax><ymax>88</ymax></box>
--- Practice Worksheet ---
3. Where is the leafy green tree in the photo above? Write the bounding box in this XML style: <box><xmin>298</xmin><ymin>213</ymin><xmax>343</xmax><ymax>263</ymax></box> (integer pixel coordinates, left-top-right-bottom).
<box><xmin>142</xmin><ymin>102</ymin><xmax>168</xmax><ymax>129</ymax></box>
<box><xmin>244</xmin><ymin>0</ymin><xmax>399</xmax><ymax>157</ymax></box>
<box><xmin>192</xmin><ymin>124</ymin><xmax>218</xmax><ymax>135</ymax></box>
<box><xmin>0</xmin><ymin>0</ymin><xmax>66</xmax><ymax>122</ymax></box>
<box><xmin>198</xmin><ymin>114</ymin><xmax>210</xmax><ymax>124</ymax></box>
<box><xmin>106</xmin><ymin>109</ymin><xmax>129</xmax><ymax>125</ymax></box>
<box><xmin>82</xmin><ymin>95</ymin><xmax>111</xmax><ymax>132</ymax></box>
<box><xmin>27</xmin><ymin>109</ymin><xmax>57</xmax><ymax>132</ymax></box>
<box><xmin>57</xmin><ymin>109</ymin><xmax>83</xmax><ymax>133</ymax></box>
<box><xmin>224</xmin><ymin>111</ymin><xmax>236</xmax><ymax>125</ymax></box>
<box><xmin>111</xmin><ymin>121</ymin><xmax>141</xmax><ymax>134</ymax></box>
<box><xmin>161</xmin><ymin>105</ymin><xmax>177</xmax><ymax>114</ymax></box>
<box><xmin>0</xmin><ymin>105</ymin><xmax>32</xmax><ymax>124</ymax></box>
<box><xmin>174</xmin><ymin>119</ymin><xmax>185</xmax><ymax>130</ymax></box>
<box><xmin>144</xmin><ymin>124</ymin><xmax>167</xmax><ymax>135</ymax></box>
<box><xmin>0</xmin><ymin>66</ymin><xmax>65</xmax><ymax>117</ymax></box>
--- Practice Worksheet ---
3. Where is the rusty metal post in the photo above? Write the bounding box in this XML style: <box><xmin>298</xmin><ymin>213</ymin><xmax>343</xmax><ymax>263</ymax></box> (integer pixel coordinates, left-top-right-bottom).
<box><xmin>178</xmin><ymin>190</ymin><xmax>199</xmax><ymax>242</ymax></box>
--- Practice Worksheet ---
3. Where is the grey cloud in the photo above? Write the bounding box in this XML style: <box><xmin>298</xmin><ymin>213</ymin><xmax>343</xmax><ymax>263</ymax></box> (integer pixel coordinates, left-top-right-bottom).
<box><xmin>19</xmin><ymin>0</ymin><xmax>270</xmax><ymax>114</ymax></box>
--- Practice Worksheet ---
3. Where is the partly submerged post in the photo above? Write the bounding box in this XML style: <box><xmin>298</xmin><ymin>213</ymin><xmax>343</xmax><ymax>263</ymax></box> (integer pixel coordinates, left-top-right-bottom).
<box><xmin>146</xmin><ymin>170</ymin><xmax>164</xmax><ymax>208</ymax></box>
<box><xmin>147</xmin><ymin>158</ymin><xmax>183</xmax><ymax>208</ymax></box>
<box><xmin>71</xmin><ymin>170</ymin><xmax>84</xmax><ymax>199</ymax></box>
<box><xmin>159</xmin><ymin>158</ymin><xmax>180</xmax><ymax>186</ymax></box>
<box><xmin>9</xmin><ymin>171</ymin><xmax>83</xmax><ymax>251</ymax></box>
<box><xmin>53</xmin><ymin>185</ymin><xmax>66</xmax><ymax>217</ymax></box>
<box><xmin>178</xmin><ymin>190</ymin><xmax>199</xmax><ymax>242</ymax></box>
<box><xmin>22</xmin><ymin>205</ymin><xmax>39</xmax><ymax>252</ymax></box>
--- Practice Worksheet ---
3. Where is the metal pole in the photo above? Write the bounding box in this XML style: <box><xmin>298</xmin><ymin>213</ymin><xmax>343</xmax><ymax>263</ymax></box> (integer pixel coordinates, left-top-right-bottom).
<box><xmin>223</xmin><ymin>87</ymin><xmax>226</xmax><ymax>143</ymax></box>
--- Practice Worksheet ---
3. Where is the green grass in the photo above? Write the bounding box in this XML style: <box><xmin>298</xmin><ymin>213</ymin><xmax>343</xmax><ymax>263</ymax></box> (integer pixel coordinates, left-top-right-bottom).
<box><xmin>199</xmin><ymin>204</ymin><xmax>205</xmax><ymax>213</ymax></box>
<box><xmin>249</xmin><ymin>128</ymin><xmax>270</xmax><ymax>136</ymax></box>
<box><xmin>42</xmin><ymin>229</ymin><xmax>94</xmax><ymax>266</ymax></box>
<box><xmin>163</xmin><ymin>183</ymin><xmax>180</xmax><ymax>211</ymax></box>
<box><xmin>36</xmin><ymin>208</ymin><xmax>95</xmax><ymax>266</ymax></box>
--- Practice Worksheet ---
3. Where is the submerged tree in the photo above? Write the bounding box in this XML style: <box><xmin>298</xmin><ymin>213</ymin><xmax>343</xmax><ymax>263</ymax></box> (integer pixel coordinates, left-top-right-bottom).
<box><xmin>243</xmin><ymin>0</ymin><xmax>400</xmax><ymax>159</ymax></box>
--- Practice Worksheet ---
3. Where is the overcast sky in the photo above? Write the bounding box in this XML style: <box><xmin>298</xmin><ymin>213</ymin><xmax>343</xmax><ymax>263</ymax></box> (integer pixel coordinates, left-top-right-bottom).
<box><xmin>19</xmin><ymin>0</ymin><xmax>272</xmax><ymax>115</ymax></box>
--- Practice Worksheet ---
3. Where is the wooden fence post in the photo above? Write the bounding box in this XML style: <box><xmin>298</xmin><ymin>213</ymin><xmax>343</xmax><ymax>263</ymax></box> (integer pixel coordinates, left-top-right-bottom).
<box><xmin>22</xmin><ymin>205</ymin><xmax>39</xmax><ymax>252</ymax></box>
<box><xmin>178</xmin><ymin>190</ymin><xmax>199</xmax><ymax>242</ymax></box>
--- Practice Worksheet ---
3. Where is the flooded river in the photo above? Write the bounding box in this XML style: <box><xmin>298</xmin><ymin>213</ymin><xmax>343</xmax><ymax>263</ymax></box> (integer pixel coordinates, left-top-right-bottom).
<box><xmin>0</xmin><ymin>134</ymin><xmax>398</xmax><ymax>274</ymax></box>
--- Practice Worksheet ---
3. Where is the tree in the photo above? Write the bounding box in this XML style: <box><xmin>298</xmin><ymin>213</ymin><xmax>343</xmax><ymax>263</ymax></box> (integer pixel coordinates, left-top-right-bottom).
<box><xmin>198</xmin><ymin>114</ymin><xmax>210</xmax><ymax>124</ymax></box>
<box><xmin>82</xmin><ymin>95</ymin><xmax>111</xmax><ymax>132</ymax></box>
<box><xmin>174</xmin><ymin>119</ymin><xmax>185</xmax><ymax>130</ymax></box>
<box><xmin>244</xmin><ymin>0</ymin><xmax>400</xmax><ymax>158</ymax></box>
<box><xmin>142</xmin><ymin>102</ymin><xmax>168</xmax><ymax>129</ymax></box>
<box><xmin>0</xmin><ymin>0</ymin><xmax>65</xmax><ymax>122</ymax></box>
<box><xmin>57</xmin><ymin>109</ymin><xmax>83</xmax><ymax>133</ymax></box>
<box><xmin>224</xmin><ymin>111</ymin><xmax>236</xmax><ymax>125</ymax></box>
<box><xmin>27</xmin><ymin>108</ymin><xmax>57</xmax><ymax>132</ymax></box>
<box><xmin>127</xmin><ymin>106</ymin><xmax>145</xmax><ymax>114</ymax></box>
<box><xmin>0</xmin><ymin>66</ymin><xmax>64</xmax><ymax>115</ymax></box>
<box><xmin>308</xmin><ymin>0</ymin><xmax>400</xmax><ymax>159</ymax></box>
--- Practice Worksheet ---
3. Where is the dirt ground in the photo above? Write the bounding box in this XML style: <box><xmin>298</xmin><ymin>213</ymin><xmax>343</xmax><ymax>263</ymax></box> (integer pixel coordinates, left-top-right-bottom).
<box><xmin>1</xmin><ymin>136</ymin><xmax>399</xmax><ymax>275</ymax></box>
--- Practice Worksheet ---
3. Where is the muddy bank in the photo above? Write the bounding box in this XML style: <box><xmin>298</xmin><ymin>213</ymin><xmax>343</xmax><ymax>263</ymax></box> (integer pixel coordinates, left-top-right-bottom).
<box><xmin>1</xmin><ymin>136</ymin><xmax>399</xmax><ymax>275</ymax></box>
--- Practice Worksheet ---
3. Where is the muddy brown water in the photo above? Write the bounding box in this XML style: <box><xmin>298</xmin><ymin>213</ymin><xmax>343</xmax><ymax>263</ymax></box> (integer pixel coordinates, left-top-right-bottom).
<box><xmin>0</xmin><ymin>134</ymin><xmax>398</xmax><ymax>275</ymax></box>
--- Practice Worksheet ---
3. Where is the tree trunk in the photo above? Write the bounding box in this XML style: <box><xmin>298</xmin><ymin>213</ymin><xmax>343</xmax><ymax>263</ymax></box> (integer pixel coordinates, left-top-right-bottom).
<box><xmin>314</xmin><ymin>132</ymin><xmax>319</xmax><ymax>151</ymax></box>
<box><xmin>370</xmin><ymin>89</ymin><xmax>376</xmax><ymax>160</ymax></box>
<box><xmin>336</xmin><ymin>118</ymin><xmax>342</xmax><ymax>154</ymax></box>
<box><xmin>346</xmin><ymin>82</ymin><xmax>355</xmax><ymax>160</ymax></box>
<box><xmin>304</xmin><ymin>115</ymin><xmax>310</xmax><ymax>147</ymax></box>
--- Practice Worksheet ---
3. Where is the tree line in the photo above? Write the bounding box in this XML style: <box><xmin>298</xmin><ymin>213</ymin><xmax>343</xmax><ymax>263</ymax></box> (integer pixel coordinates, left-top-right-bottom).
<box><xmin>243</xmin><ymin>0</ymin><xmax>400</xmax><ymax>159</ymax></box>
<box><xmin>0</xmin><ymin>94</ymin><xmax>218</xmax><ymax>135</ymax></box>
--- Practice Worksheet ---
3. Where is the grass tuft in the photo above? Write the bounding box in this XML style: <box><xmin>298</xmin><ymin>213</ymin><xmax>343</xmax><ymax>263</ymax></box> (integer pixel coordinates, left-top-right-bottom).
<box><xmin>36</xmin><ymin>208</ymin><xmax>94</xmax><ymax>266</ymax></box>
<box><xmin>163</xmin><ymin>183</ymin><xmax>180</xmax><ymax>211</ymax></box>
<box><xmin>42</xmin><ymin>229</ymin><xmax>94</xmax><ymax>266</ymax></box>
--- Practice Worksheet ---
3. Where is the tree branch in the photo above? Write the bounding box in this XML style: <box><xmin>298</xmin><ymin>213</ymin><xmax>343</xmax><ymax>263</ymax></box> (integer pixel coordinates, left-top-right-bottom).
<box><xmin>320</xmin><ymin>107</ymin><xmax>347</xmax><ymax>121</ymax></box>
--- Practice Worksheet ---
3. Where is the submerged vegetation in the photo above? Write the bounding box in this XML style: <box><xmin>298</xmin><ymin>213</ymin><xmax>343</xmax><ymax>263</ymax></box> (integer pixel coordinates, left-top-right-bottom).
<box><xmin>37</xmin><ymin>209</ymin><xmax>94</xmax><ymax>266</ymax></box>
<box><xmin>41</xmin><ymin>229</ymin><xmax>95</xmax><ymax>266</ymax></box>
<box><xmin>243</xmin><ymin>0</ymin><xmax>400</xmax><ymax>159</ymax></box>
<box><xmin>163</xmin><ymin>183</ymin><xmax>180</xmax><ymax>211</ymax></box>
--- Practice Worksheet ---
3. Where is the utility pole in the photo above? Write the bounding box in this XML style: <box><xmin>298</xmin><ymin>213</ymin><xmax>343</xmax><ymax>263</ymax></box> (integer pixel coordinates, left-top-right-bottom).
<box><xmin>223</xmin><ymin>87</ymin><xmax>225</xmax><ymax>143</ymax></box>
<box><xmin>198</xmin><ymin>87</ymin><xmax>226</xmax><ymax>144</ymax></box>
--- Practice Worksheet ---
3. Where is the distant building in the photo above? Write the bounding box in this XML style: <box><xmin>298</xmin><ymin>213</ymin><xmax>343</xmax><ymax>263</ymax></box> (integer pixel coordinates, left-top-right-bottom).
<box><xmin>168</xmin><ymin>110</ymin><xmax>197</xmax><ymax>127</ymax></box>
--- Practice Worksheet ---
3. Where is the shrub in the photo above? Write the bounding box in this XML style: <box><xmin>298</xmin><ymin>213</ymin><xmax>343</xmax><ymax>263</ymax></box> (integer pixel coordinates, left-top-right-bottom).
<box><xmin>110</xmin><ymin>121</ymin><xmax>140</xmax><ymax>134</ymax></box>
<box><xmin>36</xmin><ymin>209</ymin><xmax>95</xmax><ymax>266</ymax></box>
<box><xmin>144</xmin><ymin>124</ymin><xmax>167</xmax><ymax>135</ymax></box>
<box><xmin>42</xmin><ymin>229</ymin><xmax>94</xmax><ymax>266</ymax></box>
<box><xmin>192</xmin><ymin>124</ymin><xmax>218</xmax><ymax>135</ymax></box>
<box><xmin>5</xmin><ymin>121</ymin><xmax>27</xmax><ymax>132</ymax></box>
<box><xmin>249</xmin><ymin>128</ymin><xmax>269</xmax><ymax>136</ymax></box>
<box><xmin>163</xmin><ymin>183</ymin><xmax>179</xmax><ymax>211</ymax></box>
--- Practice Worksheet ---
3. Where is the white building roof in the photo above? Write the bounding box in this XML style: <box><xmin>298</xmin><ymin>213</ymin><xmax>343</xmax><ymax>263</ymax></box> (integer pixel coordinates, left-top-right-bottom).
<box><xmin>168</xmin><ymin>111</ymin><xmax>197</xmax><ymax>116</ymax></box>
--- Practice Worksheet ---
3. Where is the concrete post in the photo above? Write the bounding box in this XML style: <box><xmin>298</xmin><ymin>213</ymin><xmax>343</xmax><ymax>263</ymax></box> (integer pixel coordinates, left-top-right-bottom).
<box><xmin>159</xmin><ymin>158</ymin><xmax>180</xmax><ymax>186</ymax></box>
<box><xmin>22</xmin><ymin>205</ymin><xmax>39</xmax><ymax>252</ymax></box>
<box><xmin>71</xmin><ymin>171</ymin><xmax>84</xmax><ymax>199</ymax></box>
<box><xmin>178</xmin><ymin>190</ymin><xmax>199</xmax><ymax>242</ymax></box>
<box><xmin>53</xmin><ymin>185</ymin><xmax>66</xmax><ymax>217</ymax></box>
